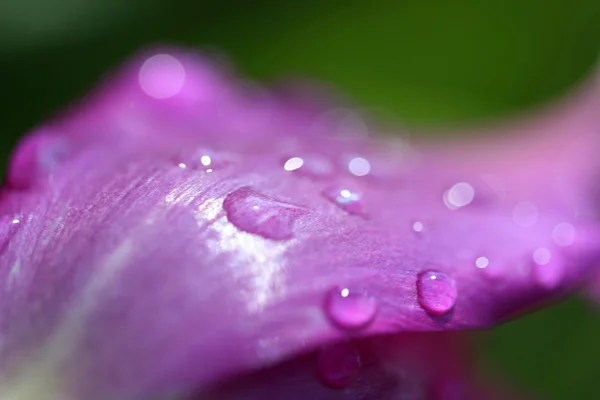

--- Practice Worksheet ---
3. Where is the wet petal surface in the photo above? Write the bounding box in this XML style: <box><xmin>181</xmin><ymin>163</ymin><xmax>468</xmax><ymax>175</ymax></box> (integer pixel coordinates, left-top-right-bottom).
<box><xmin>1</xmin><ymin>48</ymin><xmax>599</xmax><ymax>400</ymax></box>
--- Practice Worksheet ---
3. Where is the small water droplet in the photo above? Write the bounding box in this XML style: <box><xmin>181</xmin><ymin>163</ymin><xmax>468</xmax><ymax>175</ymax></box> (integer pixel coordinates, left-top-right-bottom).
<box><xmin>223</xmin><ymin>187</ymin><xmax>306</xmax><ymax>240</ymax></box>
<box><xmin>323</xmin><ymin>188</ymin><xmax>364</xmax><ymax>215</ymax></box>
<box><xmin>531</xmin><ymin>247</ymin><xmax>564</xmax><ymax>289</ymax></box>
<box><xmin>283</xmin><ymin>157</ymin><xmax>304</xmax><ymax>171</ymax></box>
<box><xmin>179</xmin><ymin>149</ymin><xmax>233</xmax><ymax>172</ymax></box>
<box><xmin>283</xmin><ymin>154</ymin><xmax>333</xmax><ymax>177</ymax></box>
<box><xmin>417</xmin><ymin>271</ymin><xmax>457</xmax><ymax>317</ymax></box>
<box><xmin>8</xmin><ymin>133</ymin><xmax>71</xmax><ymax>189</ymax></box>
<box><xmin>325</xmin><ymin>287</ymin><xmax>378</xmax><ymax>330</ymax></box>
<box><xmin>412</xmin><ymin>221</ymin><xmax>424</xmax><ymax>233</ymax></box>
<box><xmin>317</xmin><ymin>342</ymin><xmax>361</xmax><ymax>389</ymax></box>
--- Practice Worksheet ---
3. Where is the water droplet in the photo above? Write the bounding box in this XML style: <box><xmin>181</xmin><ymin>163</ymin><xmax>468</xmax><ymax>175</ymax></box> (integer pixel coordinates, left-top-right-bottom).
<box><xmin>138</xmin><ymin>54</ymin><xmax>186</xmax><ymax>99</ymax></box>
<box><xmin>552</xmin><ymin>223</ymin><xmax>576</xmax><ymax>246</ymax></box>
<box><xmin>180</xmin><ymin>149</ymin><xmax>232</xmax><ymax>172</ymax></box>
<box><xmin>8</xmin><ymin>133</ymin><xmax>71</xmax><ymax>189</ymax></box>
<box><xmin>417</xmin><ymin>271</ymin><xmax>457</xmax><ymax>317</ymax></box>
<box><xmin>283</xmin><ymin>157</ymin><xmax>304</xmax><ymax>171</ymax></box>
<box><xmin>283</xmin><ymin>154</ymin><xmax>333</xmax><ymax>178</ymax></box>
<box><xmin>512</xmin><ymin>201</ymin><xmax>538</xmax><ymax>227</ymax></box>
<box><xmin>347</xmin><ymin>156</ymin><xmax>371</xmax><ymax>177</ymax></box>
<box><xmin>316</xmin><ymin>342</ymin><xmax>361</xmax><ymax>389</ymax></box>
<box><xmin>325</xmin><ymin>287</ymin><xmax>378</xmax><ymax>330</ymax></box>
<box><xmin>531</xmin><ymin>247</ymin><xmax>564</xmax><ymax>289</ymax></box>
<box><xmin>412</xmin><ymin>221</ymin><xmax>424</xmax><ymax>233</ymax></box>
<box><xmin>475</xmin><ymin>256</ymin><xmax>489</xmax><ymax>269</ymax></box>
<box><xmin>223</xmin><ymin>187</ymin><xmax>306</xmax><ymax>240</ymax></box>
<box><xmin>443</xmin><ymin>182</ymin><xmax>475</xmax><ymax>209</ymax></box>
<box><xmin>323</xmin><ymin>188</ymin><xmax>364</xmax><ymax>215</ymax></box>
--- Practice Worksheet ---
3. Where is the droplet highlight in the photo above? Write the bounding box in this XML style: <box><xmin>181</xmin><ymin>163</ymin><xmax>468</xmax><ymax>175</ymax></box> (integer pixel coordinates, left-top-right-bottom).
<box><xmin>323</xmin><ymin>188</ymin><xmax>364</xmax><ymax>215</ymax></box>
<box><xmin>317</xmin><ymin>342</ymin><xmax>361</xmax><ymax>389</ymax></box>
<box><xmin>325</xmin><ymin>287</ymin><xmax>378</xmax><ymax>330</ymax></box>
<box><xmin>223</xmin><ymin>187</ymin><xmax>306</xmax><ymax>240</ymax></box>
<box><xmin>417</xmin><ymin>271</ymin><xmax>457</xmax><ymax>317</ymax></box>
<box><xmin>181</xmin><ymin>149</ymin><xmax>232</xmax><ymax>172</ymax></box>
<box><xmin>283</xmin><ymin>154</ymin><xmax>333</xmax><ymax>177</ymax></box>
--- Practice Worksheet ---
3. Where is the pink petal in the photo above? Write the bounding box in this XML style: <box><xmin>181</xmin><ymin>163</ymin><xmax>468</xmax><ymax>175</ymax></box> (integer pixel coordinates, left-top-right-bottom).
<box><xmin>0</xmin><ymin>48</ymin><xmax>598</xmax><ymax>399</ymax></box>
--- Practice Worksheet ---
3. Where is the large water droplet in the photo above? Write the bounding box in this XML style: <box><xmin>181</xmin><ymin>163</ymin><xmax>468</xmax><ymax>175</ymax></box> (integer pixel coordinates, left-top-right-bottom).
<box><xmin>223</xmin><ymin>187</ymin><xmax>306</xmax><ymax>240</ymax></box>
<box><xmin>417</xmin><ymin>271</ymin><xmax>457</xmax><ymax>317</ymax></box>
<box><xmin>8</xmin><ymin>133</ymin><xmax>71</xmax><ymax>189</ymax></box>
<box><xmin>531</xmin><ymin>247</ymin><xmax>564</xmax><ymax>289</ymax></box>
<box><xmin>325</xmin><ymin>287</ymin><xmax>378</xmax><ymax>330</ymax></box>
<box><xmin>316</xmin><ymin>342</ymin><xmax>361</xmax><ymax>389</ymax></box>
<box><xmin>323</xmin><ymin>188</ymin><xmax>364</xmax><ymax>215</ymax></box>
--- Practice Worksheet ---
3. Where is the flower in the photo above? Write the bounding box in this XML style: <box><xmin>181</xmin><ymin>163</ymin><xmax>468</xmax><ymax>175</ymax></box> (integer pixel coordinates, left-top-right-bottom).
<box><xmin>1</xmin><ymin>48</ymin><xmax>599</xmax><ymax>400</ymax></box>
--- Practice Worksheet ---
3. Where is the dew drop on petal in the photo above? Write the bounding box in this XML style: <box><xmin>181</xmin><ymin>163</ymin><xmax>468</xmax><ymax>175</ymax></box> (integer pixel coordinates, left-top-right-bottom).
<box><xmin>552</xmin><ymin>223</ymin><xmax>576</xmax><ymax>247</ymax></box>
<box><xmin>417</xmin><ymin>271</ymin><xmax>457</xmax><ymax>317</ymax></box>
<box><xmin>512</xmin><ymin>201</ymin><xmax>538</xmax><ymax>227</ymax></box>
<box><xmin>325</xmin><ymin>287</ymin><xmax>378</xmax><ymax>330</ymax></box>
<box><xmin>323</xmin><ymin>188</ymin><xmax>364</xmax><ymax>215</ymax></box>
<box><xmin>8</xmin><ymin>133</ymin><xmax>71</xmax><ymax>189</ymax></box>
<box><xmin>183</xmin><ymin>149</ymin><xmax>233</xmax><ymax>172</ymax></box>
<box><xmin>412</xmin><ymin>221</ymin><xmax>424</xmax><ymax>233</ymax></box>
<box><xmin>223</xmin><ymin>187</ymin><xmax>306</xmax><ymax>240</ymax></box>
<box><xmin>317</xmin><ymin>342</ymin><xmax>361</xmax><ymax>389</ymax></box>
<box><xmin>138</xmin><ymin>54</ymin><xmax>186</xmax><ymax>99</ymax></box>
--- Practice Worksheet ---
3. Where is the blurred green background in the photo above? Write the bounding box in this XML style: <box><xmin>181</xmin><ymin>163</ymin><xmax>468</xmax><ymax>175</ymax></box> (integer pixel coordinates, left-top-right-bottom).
<box><xmin>1</xmin><ymin>0</ymin><xmax>599</xmax><ymax>398</ymax></box>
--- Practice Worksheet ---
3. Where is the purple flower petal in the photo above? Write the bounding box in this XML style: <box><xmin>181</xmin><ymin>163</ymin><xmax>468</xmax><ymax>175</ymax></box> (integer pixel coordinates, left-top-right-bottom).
<box><xmin>1</xmin><ymin>48</ymin><xmax>599</xmax><ymax>399</ymax></box>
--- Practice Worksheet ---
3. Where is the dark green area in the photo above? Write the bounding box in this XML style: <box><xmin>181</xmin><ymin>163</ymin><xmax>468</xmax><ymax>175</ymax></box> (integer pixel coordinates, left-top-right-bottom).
<box><xmin>1</xmin><ymin>0</ymin><xmax>599</xmax><ymax>398</ymax></box>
